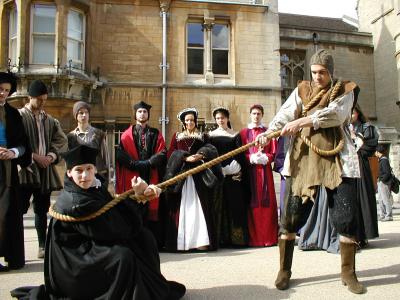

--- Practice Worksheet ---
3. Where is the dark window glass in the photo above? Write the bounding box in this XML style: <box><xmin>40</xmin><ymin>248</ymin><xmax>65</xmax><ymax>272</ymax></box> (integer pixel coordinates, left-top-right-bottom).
<box><xmin>212</xmin><ymin>50</ymin><xmax>228</xmax><ymax>75</ymax></box>
<box><xmin>188</xmin><ymin>49</ymin><xmax>204</xmax><ymax>74</ymax></box>
<box><xmin>188</xmin><ymin>23</ymin><xmax>204</xmax><ymax>47</ymax></box>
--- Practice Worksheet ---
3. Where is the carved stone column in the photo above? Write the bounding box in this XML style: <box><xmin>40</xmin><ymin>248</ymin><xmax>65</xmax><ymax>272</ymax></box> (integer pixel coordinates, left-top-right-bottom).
<box><xmin>203</xmin><ymin>16</ymin><xmax>215</xmax><ymax>84</ymax></box>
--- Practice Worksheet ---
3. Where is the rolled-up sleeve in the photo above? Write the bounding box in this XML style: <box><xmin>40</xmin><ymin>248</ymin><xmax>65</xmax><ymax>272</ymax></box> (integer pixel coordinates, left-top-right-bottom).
<box><xmin>310</xmin><ymin>91</ymin><xmax>354</xmax><ymax>130</ymax></box>
<box><xmin>269</xmin><ymin>88</ymin><xmax>302</xmax><ymax>131</ymax></box>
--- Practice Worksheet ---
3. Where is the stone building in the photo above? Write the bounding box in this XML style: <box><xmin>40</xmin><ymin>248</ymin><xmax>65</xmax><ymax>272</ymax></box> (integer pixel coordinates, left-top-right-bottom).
<box><xmin>0</xmin><ymin>0</ymin><xmax>397</xmax><ymax>190</ymax></box>
<box><xmin>357</xmin><ymin>0</ymin><xmax>400</xmax><ymax>195</ymax></box>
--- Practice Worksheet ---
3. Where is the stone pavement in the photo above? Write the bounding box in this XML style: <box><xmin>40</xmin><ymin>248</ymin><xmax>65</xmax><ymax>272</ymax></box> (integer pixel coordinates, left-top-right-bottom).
<box><xmin>1</xmin><ymin>205</ymin><xmax>400</xmax><ymax>300</ymax></box>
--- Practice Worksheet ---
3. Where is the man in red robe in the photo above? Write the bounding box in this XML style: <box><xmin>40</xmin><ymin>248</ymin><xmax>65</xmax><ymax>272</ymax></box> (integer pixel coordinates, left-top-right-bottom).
<box><xmin>240</xmin><ymin>104</ymin><xmax>278</xmax><ymax>247</ymax></box>
<box><xmin>116</xmin><ymin>101</ymin><xmax>167</xmax><ymax>246</ymax></box>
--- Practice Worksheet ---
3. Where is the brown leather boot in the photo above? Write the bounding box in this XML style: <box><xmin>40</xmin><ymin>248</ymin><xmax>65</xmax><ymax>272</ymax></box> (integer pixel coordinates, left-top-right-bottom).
<box><xmin>340</xmin><ymin>242</ymin><xmax>365</xmax><ymax>294</ymax></box>
<box><xmin>275</xmin><ymin>239</ymin><xmax>295</xmax><ymax>290</ymax></box>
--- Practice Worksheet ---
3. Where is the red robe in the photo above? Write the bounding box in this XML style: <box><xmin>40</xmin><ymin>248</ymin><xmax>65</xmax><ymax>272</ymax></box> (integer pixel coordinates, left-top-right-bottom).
<box><xmin>240</xmin><ymin>126</ymin><xmax>278</xmax><ymax>246</ymax></box>
<box><xmin>116</xmin><ymin>126</ymin><xmax>166</xmax><ymax>221</ymax></box>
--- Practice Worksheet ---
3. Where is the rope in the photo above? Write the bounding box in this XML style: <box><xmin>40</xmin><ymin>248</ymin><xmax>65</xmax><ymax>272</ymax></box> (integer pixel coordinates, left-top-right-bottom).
<box><xmin>49</xmin><ymin>131</ymin><xmax>282</xmax><ymax>222</ymax></box>
<box><xmin>299</xmin><ymin>80</ymin><xmax>345</xmax><ymax>156</ymax></box>
<box><xmin>49</xmin><ymin>81</ymin><xmax>346</xmax><ymax>222</ymax></box>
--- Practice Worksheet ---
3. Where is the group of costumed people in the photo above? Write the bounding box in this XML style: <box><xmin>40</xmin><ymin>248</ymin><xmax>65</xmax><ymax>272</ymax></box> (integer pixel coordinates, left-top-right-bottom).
<box><xmin>4</xmin><ymin>48</ymin><xmax>375</xmax><ymax>298</ymax></box>
<box><xmin>116</xmin><ymin>101</ymin><xmax>278</xmax><ymax>252</ymax></box>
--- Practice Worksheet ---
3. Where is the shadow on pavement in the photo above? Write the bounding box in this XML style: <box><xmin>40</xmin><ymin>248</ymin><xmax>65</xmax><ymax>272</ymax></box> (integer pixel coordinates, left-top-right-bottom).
<box><xmin>291</xmin><ymin>263</ymin><xmax>400</xmax><ymax>289</ymax></box>
<box><xmin>367</xmin><ymin>233</ymin><xmax>400</xmax><ymax>250</ymax></box>
<box><xmin>160</xmin><ymin>248</ymin><xmax>266</xmax><ymax>263</ymax></box>
<box><xmin>10</xmin><ymin>262</ymin><xmax>43</xmax><ymax>274</ymax></box>
<box><xmin>185</xmin><ymin>284</ymin><xmax>294</xmax><ymax>300</ymax></box>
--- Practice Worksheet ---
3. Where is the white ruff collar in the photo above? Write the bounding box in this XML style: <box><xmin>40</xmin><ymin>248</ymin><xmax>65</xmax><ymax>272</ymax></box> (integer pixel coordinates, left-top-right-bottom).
<box><xmin>176</xmin><ymin>131</ymin><xmax>204</xmax><ymax>141</ymax></box>
<box><xmin>209</xmin><ymin>127</ymin><xmax>238</xmax><ymax>137</ymax></box>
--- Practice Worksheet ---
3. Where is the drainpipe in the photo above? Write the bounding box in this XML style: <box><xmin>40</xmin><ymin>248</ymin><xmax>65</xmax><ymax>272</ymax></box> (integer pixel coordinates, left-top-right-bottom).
<box><xmin>159</xmin><ymin>1</ymin><xmax>171</xmax><ymax>138</ymax></box>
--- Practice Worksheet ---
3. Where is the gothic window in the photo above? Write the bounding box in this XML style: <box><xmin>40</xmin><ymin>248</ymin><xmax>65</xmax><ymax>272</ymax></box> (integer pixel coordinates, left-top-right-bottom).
<box><xmin>67</xmin><ymin>9</ymin><xmax>85</xmax><ymax>70</ymax></box>
<box><xmin>31</xmin><ymin>4</ymin><xmax>56</xmax><ymax>65</ymax></box>
<box><xmin>280</xmin><ymin>51</ymin><xmax>305</xmax><ymax>103</ymax></box>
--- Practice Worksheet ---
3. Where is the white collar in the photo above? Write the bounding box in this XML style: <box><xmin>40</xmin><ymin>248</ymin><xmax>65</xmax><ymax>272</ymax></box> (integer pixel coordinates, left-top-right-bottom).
<box><xmin>247</xmin><ymin>123</ymin><xmax>265</xmax><ymax>129</ymax></box>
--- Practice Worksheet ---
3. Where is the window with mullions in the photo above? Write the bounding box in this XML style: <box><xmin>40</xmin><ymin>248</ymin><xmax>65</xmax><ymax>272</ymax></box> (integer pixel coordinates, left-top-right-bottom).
<box><xmin>9</xmin><ymin>8</ymin><xmax>18</xmax><ymax>65</ymax></box>
<box><xmin>67</xmin><ymin>10</ymin><xmax>85</xmax><ymax>70</ymax></box>
<box><xmin>31</xmin><ymin>4</ymin><xmax>56</xmax><ymax>65</ymax></box>
<box><xmin>187</xmin><ymin>21</ymin><xmax>230</xmax><ymax>76</ymax></box>
<box><xmin>187</xmin><ymin>23</ymin><xmax>204</xmax><ymax>74</ymax></box>
<box><xmin>212</xmin><ymin>24</ymin><xmax>229</xmax><ymax>75</ymax></box>
<box><xmin>280</xmin><ymin>51</ymin><xmax>305</xmax><ymax>103</ymax></box>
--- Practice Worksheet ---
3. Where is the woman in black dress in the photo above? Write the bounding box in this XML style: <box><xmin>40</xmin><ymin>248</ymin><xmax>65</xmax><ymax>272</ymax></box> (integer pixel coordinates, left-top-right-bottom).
<box><xmin>209</xmin><ymin>107</ymin><xmax>248</xmax><ymax>247</ymax></box>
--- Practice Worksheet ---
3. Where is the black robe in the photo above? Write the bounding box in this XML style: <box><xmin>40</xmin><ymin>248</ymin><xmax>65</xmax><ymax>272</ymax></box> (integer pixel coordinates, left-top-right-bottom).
<box><xmin>11</xmin><ymin>177</ymin><xmax>185</xmax><ymax>300</ymax></box>
<box><xmin>163</xmin><ymin>132</ymin><xmax>223</xmax><ymax>251</ymax></box>
<box><xmin>354</xmin><ymin>121</ymin><xmax>379</xmax><ymax>241</ymax></box>
<box><xmin>0</xmin><ymin>102</ymin><xmax>31</xmax><ymax>269</ymax></box>
<box><xmin>209</xmin><ymin>133</ymin><xmax>249</xmax><ymax>247</ymax></box>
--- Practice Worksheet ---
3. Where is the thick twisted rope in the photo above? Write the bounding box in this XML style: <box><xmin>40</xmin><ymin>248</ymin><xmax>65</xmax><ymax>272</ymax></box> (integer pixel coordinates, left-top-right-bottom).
<box><xmin>299</xmin><ymin>80</ymin><xmax>344</xmax><ymax>156</ymax></box>
<box><xmin>49</xmin><ymin>131</ymin><xmax>282</xmax><ymax>222</ymax></box>
<box><xmin>49</xmin><ymin>82</ymin><xmax>346</xmax><ymax>222</ymax></box>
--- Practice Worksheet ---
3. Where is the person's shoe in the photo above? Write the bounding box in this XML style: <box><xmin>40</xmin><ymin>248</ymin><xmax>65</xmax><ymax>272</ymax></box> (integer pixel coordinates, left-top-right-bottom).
<box><xmin>0</xmin><ymin>263</ymin><xmax>9</xmax><ymax>272</ymax></box>
<box><xmin>340</xmin><ymin>242</ymin><xmax>365</xmax><ymax>294</ymax></box>
<box><xmin>275</xmin><ymin>239</ymin><xmax>295</xmax><ymax>290</ymax></box>
<box><xmin>383</xmin><ymin>216</ymin><xmax>393</xmax><ymax>221</ymax></box>
<box><xmin>37</xmin><ymin>247</ymin><xmax>45</xmax><ymax>259</ymax></box>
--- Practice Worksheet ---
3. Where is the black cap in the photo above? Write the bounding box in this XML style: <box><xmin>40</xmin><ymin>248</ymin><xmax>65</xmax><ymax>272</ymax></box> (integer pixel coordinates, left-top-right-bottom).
<box><xmin>62</xmin><ymin>145</ymin><xmax>99</xmax><ymax>169</ymax></box>
<box><xmin>28</xmin><ymin>80</ymin><xmax>48</xmax><ymax>97</ymax></box>
<box><xmin>0</xmin><ymin>72</ymin><xmax>17</xmax><ymax>95</ymax></box>
<box><xmin>133</xmin><ymin>100</ymin><xmax>152</xmax><ymax>112</ymax></box>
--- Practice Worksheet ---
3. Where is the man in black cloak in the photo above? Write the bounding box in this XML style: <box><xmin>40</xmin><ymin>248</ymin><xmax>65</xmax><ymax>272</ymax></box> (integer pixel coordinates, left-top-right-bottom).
<box><xmin>0</xmin><ymin>72</ymin><xmax>31</xmax><ymax>271</ymax></box>
<box><xmin>11</xmin><ymin>144</ymin><xmax>185</xmax><ymax>300</ymax></box>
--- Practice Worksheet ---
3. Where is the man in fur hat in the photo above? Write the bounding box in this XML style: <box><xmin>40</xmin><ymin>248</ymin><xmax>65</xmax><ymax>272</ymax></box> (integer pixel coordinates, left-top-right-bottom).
<box><xmin>115</xmin><ymin>100</ymin><xmax>167</xmax><ymax>247</ymax></box>
<box><xmin>67</xmin><ymin>101</ymin><xmax>110</xmax><ymax>187</ymax></box>
<box><xmin>0</xmin><ymin>72</ymin><xmax>31</xmax><ymax>271</ymax></box>
<box><xmin>257</xmin><ymin>49</ymin><xmax>364</xmax><ymax>294</ymax></box>
<box><xmin>18</xmin><ymin>80</ymin><xmax>67</xmax><ymax>259</ymax></box>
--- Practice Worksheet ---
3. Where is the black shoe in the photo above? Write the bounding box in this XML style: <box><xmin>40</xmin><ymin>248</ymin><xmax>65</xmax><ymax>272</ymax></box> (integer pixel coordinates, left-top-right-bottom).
<box><xmin>0</xmin><ymin>263</ymin><xmax>9</xmax><ymax>272</ymax></box>
<box><xmin>167</xmin><ymin>281</ymin><xmax>186</xmax><ymax>300</ymax></box>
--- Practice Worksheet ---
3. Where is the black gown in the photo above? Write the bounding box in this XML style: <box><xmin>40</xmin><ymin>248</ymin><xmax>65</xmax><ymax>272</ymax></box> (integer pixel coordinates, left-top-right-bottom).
<box><xmin>353</xmin><ymin>121</ymin><xmax>379</xmax><ymax>241</ymax></box>
<box><xmin>209</xmin><ymin>130</ymin><xmax>249</xmax><ymax>246</ymax></box>
<box><xmin>0</xmin><ymin>103</ymin><xmax>31</xmax><ymax>270</ymax></box>
<box><xmin>11</xmin><ymin>176</ymin><xmax>185</xmax><ymax>300</ymax></box>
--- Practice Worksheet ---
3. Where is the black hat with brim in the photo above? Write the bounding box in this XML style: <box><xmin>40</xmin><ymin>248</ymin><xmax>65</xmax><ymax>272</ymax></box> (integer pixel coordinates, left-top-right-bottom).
<box><xmin>62</xmin><ymin>145</ymin><xmax>99</xmax><ymax>169</ymax></box>
<box><xmin>0</xmin><ymin>72</ymin><xmax>17</xmax><ymax>95</ymax></box>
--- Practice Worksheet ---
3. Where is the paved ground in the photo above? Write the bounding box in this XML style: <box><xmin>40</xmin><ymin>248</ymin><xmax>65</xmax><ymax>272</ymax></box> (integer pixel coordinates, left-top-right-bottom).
<box><xmin>1</xmin><ymin>205</ymin><xmax>400</xmax><ymax>300</ymax></box>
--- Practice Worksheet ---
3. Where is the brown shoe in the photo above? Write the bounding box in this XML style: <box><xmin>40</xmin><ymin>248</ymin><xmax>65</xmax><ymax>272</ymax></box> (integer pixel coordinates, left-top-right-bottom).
<box><xmin>37</xmin><ymin>247</ymin><xmax>45</xmax><ymax>259</ymax></box>
<box><xmin>275</xmin><ymin>239</ymin><xmax>295</xmax><ymax>290</ymax></box>
<box><xmin>340</xmin><ymin>242</ymin><xmax>365</xmax><ymax>294</ymax></box>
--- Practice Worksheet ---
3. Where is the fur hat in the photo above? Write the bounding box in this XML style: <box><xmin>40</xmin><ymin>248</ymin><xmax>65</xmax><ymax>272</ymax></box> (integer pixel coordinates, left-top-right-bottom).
<box><xmin>177</xmin><ymin>107</ymin><xmax>198</xmax><ymax>124</ymax></box>
<box><xmin>249</xmin><ymin>104</ymin><xmax>264</xmax><ymax>116</ymax></box>
<box><xmin>310</xmin><ymin>49</ymin><xmax>334</xmax><ymax>76</ymax></box>
<box><xmin>62</xmin><ymin>144</ymin><xmax>99</xmax><ymax>169</ymax></box>
<box><xmin>73</xmin><ymin>101</ymin><xmax>91</xmax><ymax>120</ymax></box>
<box><xmin>0</xmin><ymin>72</ymin><xmax>17</xmax><ymax>95</ymax></box>
<box><xmin>28</xmin><ymin>80</ymin><xmax>48</xmax><ymax>97</ymax></box>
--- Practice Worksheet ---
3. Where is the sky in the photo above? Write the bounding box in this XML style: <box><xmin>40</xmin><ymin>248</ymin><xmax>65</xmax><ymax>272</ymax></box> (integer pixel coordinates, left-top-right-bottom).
<box><xmin>278</xmin><ymin>0</ymin><xmax>359</xmax><ymax>20</ymax></box>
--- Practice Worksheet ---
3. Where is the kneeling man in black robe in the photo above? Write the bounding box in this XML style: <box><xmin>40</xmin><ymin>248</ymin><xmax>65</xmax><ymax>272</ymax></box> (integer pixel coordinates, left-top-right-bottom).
<box><xmin>11</xmin><ymin>145</ymin><xmax>185</xmax><ymax>300</ymax></box>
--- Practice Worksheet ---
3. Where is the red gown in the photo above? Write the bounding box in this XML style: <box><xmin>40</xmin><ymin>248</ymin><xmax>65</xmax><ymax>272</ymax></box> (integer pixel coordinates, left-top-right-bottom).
<box><xmin>240</xmin><ymin>126</ymin><xmax>278</xmax><ymax>246</ymax></box>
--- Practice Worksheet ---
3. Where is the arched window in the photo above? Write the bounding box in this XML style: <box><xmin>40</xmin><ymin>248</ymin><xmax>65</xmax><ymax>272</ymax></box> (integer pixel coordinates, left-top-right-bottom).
<box><xmin>280</xmin><ymin>51</ymin><xmax>306</xmax><ymax>104</ymax></box>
